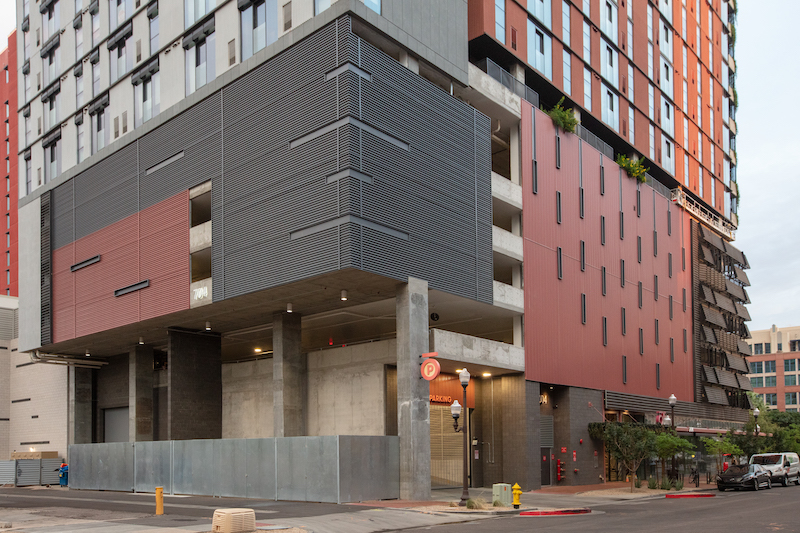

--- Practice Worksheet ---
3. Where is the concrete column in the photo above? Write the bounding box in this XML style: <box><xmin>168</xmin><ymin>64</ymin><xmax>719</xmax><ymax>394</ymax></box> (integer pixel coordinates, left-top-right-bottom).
<box><xmin>396</xmin><ymin>277</ymin><xmax>431</xmax><ymax>500</ymax></box>
<box><xmin>510</xmin><ymin>63</ymin><xmax>525</xmax><ymax>83</ymax></box>
<box><xmin>69</xmin><ymin>367</ymin><xmax>94</xmax><ymax>445</ymax></box>
<box><xmin>273</xmin><ymin>311</ymin><xmax>305</xmax><ymax>437</ymax></box>
<box><xmin>167</xmin><ymin>329</ymin><xmax>222</xmax><ymax>440</ymax></box>
<box><xmin>399</xmin><ymin>50</ymin><xmax>419</xmax><ymax>74</ymax></box>
<box><xmin>129</xmin><ymin>344</ymin><xmax>154</xmax><ymax>441</ymax></box>
<box><xmin>510</xmin><ymin>123</ymin><xmax>521</xmax><ymax>186</ymax></box>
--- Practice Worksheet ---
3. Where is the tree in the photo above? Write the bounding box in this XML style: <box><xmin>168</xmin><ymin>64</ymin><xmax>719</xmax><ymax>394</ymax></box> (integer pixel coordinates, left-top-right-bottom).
<box><xmin>655</xmin><ymin>432</ymin><xmax>695</xmax><ymax>481</ymax></box>
<box><xmin>595</xmin><ymin>423</ymin><xmax>657</xmax><ymax>492</ymax></box>
<box><xmin>702</xmin><ymin>436</ymin><xmax>743</xmax><ymax>472</ymax></box>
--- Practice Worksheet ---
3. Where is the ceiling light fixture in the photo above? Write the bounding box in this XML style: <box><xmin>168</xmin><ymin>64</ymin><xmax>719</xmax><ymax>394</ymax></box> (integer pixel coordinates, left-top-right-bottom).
<box><xmin>205</xmin><ymin>321</ymin><xmax>211</xmax><ymax>331</ymax></box>
<box><xmin>482</xmin><ymin>372</ymin><xmax>492</xmax><ymax>377</ymax></box>
<box><xmin>254</xmin><ymin>348</ymin><xmax>262</xmax><ymax>353</ymax></box>
<box><xmin>287</xmin><ymin>303</ymin><xmax>293</xmax><ymax>313</ymax></box>
<box><xmin>340</xmin><ymin>290</ymin><xmax>348</xmax><ymax>301</ymax></box>
<box><xmin>138</xmin><ymin>337</ymin><xmax>144</xmax><ymax>345</ymax></box>
<box><xmin>85</xmin><ymin>349</ymin><xmax>90</xmax><ymax>357</ymax></box>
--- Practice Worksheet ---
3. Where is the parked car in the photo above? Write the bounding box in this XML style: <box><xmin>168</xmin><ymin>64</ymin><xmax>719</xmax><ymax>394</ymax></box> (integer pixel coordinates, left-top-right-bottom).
<box><xmin>750</xmin><ymin>453</ymin><xmax>800</xmax><ymax>486</ymax></box>
<box><xmin>717</xmin><ymin>464</ymin><xmax>772</xmax><ymax>491</ymax></box>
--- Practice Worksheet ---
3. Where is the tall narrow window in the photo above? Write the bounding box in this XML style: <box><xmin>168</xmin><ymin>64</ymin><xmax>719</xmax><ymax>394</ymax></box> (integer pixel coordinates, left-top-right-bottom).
<box><xmin>622</xmin><ymin>355</ymin><xmax>627</xmax><ymax>383</ymax></box>
<box><xmin>528</xmin><ymin>21</ymin><xmax>552</xmax><ymax>79</ymax></box>
<box><xmin>602</xmin><ymin>266</ymin><xmax>607</xmax><ymax>295</ymax></box>
<box><xmin>668</xmin><ymin>253</ymin><xmax>673</xmax><ymax>277</ymax></box>
<box><xmin>562</xmin><ymin>0</ymin><xmax>570</xmax><ymax>48</ymax></box>
<box><xmin>620</xmin><ymin>259</ymin><xmax>625</xmax><ymax>287</ymax></box>
<box><xmin>134</xmin><ymin>71</ymin><xmax>160</xmax><ymax>127</ymax></box>
<box><xmin>683</xmin><ymin>328</ymin><xmax>687</xmax><ymax>352</ymax></box>
<box><xmin>495</xmin><ymin>0</ymin><xmax>505</xmax><ymax>44</ymax></box>
<box><xmin>583</xmin><ymin>21</ymin><xmax>591</xmax><ymax>62</ymax></box>
<box><xmin>584</xmin><ymin>68</ymin><xmax>592</xmax><ymax>111</ymax></box>
<box><xmin>654</xmin><ymin>275</ymin><xmax>658</xmax><ymax>300</ymax></box>
<box><xmin>638</xmin><ymin>281</ymin><xmax>643</xmax><ymax>308</ymax></box>
<box><xmin>581</xmin><ymin>293</ymin><xmax>586</xmax><ymax>324</ymax></box>
<box><xmin>622</xmin><ymin>307</ymin><xmax>627</xmax><ymax>335</ymax></box>
<box><xmin>579</xmin><ymin>187</ymin><xmax>585</xmax><ymax>218</ymax></box>
<box><xmin>149</xmin><ymin>12</ymin><xmax>159</xmax><ymax>55</ymax></box>
<box><xmin>43</xmin><ymin>139</ymin><xmax>61</xmax><ymax>183</ymax></box>
<box><xmin>76</xmin><ymin>121</ymin><xmax>85</xmax><ymax>163</ymax></box>
<box><xmin>637</xmin><ymin>235</ymin><xmax>642</xmax><ymax>262</ymax></box>
<box><xmin>109</xmin><ymin>0</ymin><xmax>133</xmax><ymax>31</ymax></box>
<box><xmin>655</xmin><ymin>319</ymin><xmax>659</xmax><ymax>345</ymax></box>
<box><xmin>557</xmin><ymin>246</ymin><xmax>563</xmax><ymax>279</ymax></box>
<box><xmin>76</xmin><ymin>24</ymin><xmax>84</xmax><ymax>59</ymax></box>
<box><xmin>639</xmin><ymin>328</ymin><xmax>644</xmax><ymax>354</ymax></box>
<box><xmin>563</xmin><ymin>51</ymin><xmax>571</xmax><ymax>94</ymax></box>
<box><xmin>556</xmin><ymin>191</ymin><xmax>562</xmax><ymax>224</ymax></box>
<box><xmin>91</xmin><ymin>106</ymin><xmax>109</xmax><ymax>154</ymax></box>
<box><xmin>603</xmin><ymin>317</ymin><xmax>608</xmax><ymax>346</ymax></box>
<box><xmin>580</xmin><ymin>240</ymin><xmax>585</xmax><ymax>271</ymax></box>
<box><xmin>683</xmin><ymin>288</ymin><xmax>687</xmax><ymax>311</ymax></box>
<box><xmin>669</xmin><ymin>295</ymin><xmax>673</xmax><ymax>319</ymax></box>
<box><xmin>92</xmin><ymin>11</ymin><xmax>100</xmax><ymax>47</ymax></box>
<box><xmin>185</xmin><ymin>32</ymin><xmax>216</xmax><ymax>96</ymax></box>
<box><xmin>670</xmin><ymin>338</ymin><xmax>674</xmax><ymax>362</ymax></box>
<box><xmin>601</xmin><ymin>215</ymin><xmax>606</xmax><ymax>245</ymax></box>
<box><xmin>242</xmin><ymin>1</ymin><xmax>278</xmax><ymax>61</ymax></box>
<box><xmin>656</xmin><ymin>363</ymin><xmax>661</xmax><ymax>389</ymax></box>
<box><xmin>186</xmin><ymin>0</ymin><xmax>213</xmax><ymax>28</ymax></box>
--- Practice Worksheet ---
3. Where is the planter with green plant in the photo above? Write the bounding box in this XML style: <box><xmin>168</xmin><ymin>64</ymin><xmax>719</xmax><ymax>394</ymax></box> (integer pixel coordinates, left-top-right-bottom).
<box><xmin>616</xmin><ymin>155</ymin><xmax>649</xmax><ymax>183</ymax></box>
<box><xmin>546</xmin><ymin>97</ymin><xmax>578</xmax><ymax>133</ymax></box>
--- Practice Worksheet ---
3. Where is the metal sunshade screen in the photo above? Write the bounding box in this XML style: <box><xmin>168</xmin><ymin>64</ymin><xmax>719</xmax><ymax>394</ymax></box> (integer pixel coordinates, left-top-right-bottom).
<box><xmin>702</xmin><ymin>365</ymin><xmax>719</xmax><ymax>384</ymax></box>
<box><xmin>737</xmin><ymin>339</ymin><xmax>752</xmax><ymax>355</ymax></box>
<box><xmin>716</xmin><ymin>369</ymin><xmax>739</xmax><ymax>388</ymax></box>
<box><xmin>727</xmin><ymin>353</ymin><xmax>750</xmax><ymax>374</ymax></box>
<box><xmin>430</xmin><ymin>405</ymin><xmax>464</xmax><ymax>488</ymax></box>
<box><xmin>703</xmin><ymin>385</ymin><xmax>729</xmax><ymax>406</ymax></box>
<box><xmin>736</xmin><ymin>374</ymin><xmax>753</xmax><ymax>391</ymax></box>
<box><xmin>702</xmin><ymin>325</ymin><xmax>716</xmax><ymax>344</ymax></box>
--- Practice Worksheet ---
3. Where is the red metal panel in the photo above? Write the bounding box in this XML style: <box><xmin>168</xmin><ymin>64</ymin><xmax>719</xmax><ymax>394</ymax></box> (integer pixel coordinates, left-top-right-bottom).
<box><xmin>51</xmin><ymin>244</ymin><xmax>75</xmax><ymax>342</ymax></box>
<box><xmin>524</xmin><ymin>105</ymin><xmax>694</xmax><ymax>401</ymax></box>
<box><xmin>139</xmin><ymin>192</ymin><xmax>190</xmax><ymax>320</ymax></box>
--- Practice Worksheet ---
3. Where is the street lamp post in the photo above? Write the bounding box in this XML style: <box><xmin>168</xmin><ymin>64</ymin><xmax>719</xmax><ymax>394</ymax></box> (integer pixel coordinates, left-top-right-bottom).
<box><xmin>753</xmin><ymin>407</ymin><xmax>760</xmax><ymax>437</ymax></box>
<box><xmin>450</xmin><ymin>368</ymin><xmax>471</xmax><ymax>506</ymax></box>
<box><xmin>669</xmin><ymin>394</ymin><xmax>677</xmax><ymax>480</ymax></box>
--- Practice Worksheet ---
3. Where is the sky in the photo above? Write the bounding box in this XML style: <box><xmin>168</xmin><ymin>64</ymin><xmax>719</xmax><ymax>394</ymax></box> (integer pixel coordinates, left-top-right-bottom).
<box><xmin>0</xmin><ymin>0</ymin><xmax>792</xmax><ymax>332</ymax></box>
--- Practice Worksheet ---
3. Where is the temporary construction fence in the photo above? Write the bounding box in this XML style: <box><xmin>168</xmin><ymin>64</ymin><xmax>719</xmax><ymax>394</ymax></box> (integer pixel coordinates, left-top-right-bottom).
<box><xmin>68</xmin><ymin>436</ymin><xmax>399</xmax><ymax>503</ymax></box>
<box><xmin>0</xmin><ymin>459</ymin><xmax>63</xmax><ymax>486</ymax></box>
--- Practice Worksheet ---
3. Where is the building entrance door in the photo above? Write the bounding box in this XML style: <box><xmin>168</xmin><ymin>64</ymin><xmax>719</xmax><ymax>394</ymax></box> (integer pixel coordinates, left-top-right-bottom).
<box><xmin>541</xmin><ymin>448</ymin><xmax>551</xmax><ymax>485</ymax></box>
<box><xmin>430</xmin><ymin>404</ymin><xmax>467</xmax><ymax>488</ymax></box>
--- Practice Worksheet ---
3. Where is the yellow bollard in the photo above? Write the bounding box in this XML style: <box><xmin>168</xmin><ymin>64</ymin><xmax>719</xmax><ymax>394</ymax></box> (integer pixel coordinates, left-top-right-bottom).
<box><xmin>512</xmin><ymin>483</ymin><xmax>522</xmax><ymax>509</ymax></box>
<box><xmin>155</xmin><ymin>486</ymin><xmax>164</xmax><ymax>515</ymax></box>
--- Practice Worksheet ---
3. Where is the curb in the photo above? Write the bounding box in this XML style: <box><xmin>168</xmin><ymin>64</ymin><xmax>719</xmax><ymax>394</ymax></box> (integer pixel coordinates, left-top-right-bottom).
<box><xmin>400</xmin><ymin>507</ymin><xmax>536</xmax><ymax>516</ymax></box>
<box><xmin>519</xmin><ymin>508</ymin><xmax>591</xmax><ymax>516</ymax></box>
<box><xmin>665</xmin><ymin>493</ymin><xmax>715</xmax><ymax>498</ymax></box>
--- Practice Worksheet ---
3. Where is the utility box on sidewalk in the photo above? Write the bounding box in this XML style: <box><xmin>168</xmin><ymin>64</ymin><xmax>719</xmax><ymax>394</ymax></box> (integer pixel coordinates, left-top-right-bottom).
<box><xmin>492</xmin><ymin>483</ymin><xmax>512</xmax><ymax>506</ymax></box>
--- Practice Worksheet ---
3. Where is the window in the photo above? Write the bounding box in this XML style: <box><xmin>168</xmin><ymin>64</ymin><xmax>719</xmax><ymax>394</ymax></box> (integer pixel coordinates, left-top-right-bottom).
<box><xmin>787</xmin><ymin>393</ymin><xmax>798</xmax><ymax>406</ymax></box>
<box><xmin>628</xmin><ymin>107</ymin><xmax>634</xmax><ymax>141</ymax></box>
<box><xmin>786</xmin><ymin>375</ymin><xmax>797</xmax><ymax>387</ymax></box>
<box><xmin>682</xmin><ymin>6</ymin><xmax>687</xmax><ymax>39</ymax></box>
<box><xmin>785</xmin><ymin>359</ymin><xmax>797</xmax><ymax>372</ymax></box>
<box><xmin>601</xmin><ymin>215</ymin><xmax>606</xmax><ymax>245</ymax></box>
<box><xmin>556</xmin><ymin>191</ymin><xmax>561</xmax><ymax>223</ymax></box>
<box><xmin>750</xmin><ymin>361</ymin><xmax>763</xmax><ymax>374</ymax></box>
<box><xmin>43</xmin><ymin>48</ymin><xmax>60</xmax><ymax>87</ymax></box>
<box><xmin>363</xmin><ymin>0</ymin><xmax>380</xmax><ymax>13</ymax></box>
<box><xmin>601</xmin><ymin>42</ymin><xmax>618</xmax><ymax>89</ymax></box>
<box><xmin>622</xmin><ymin>307</ymin><xmax>626</xmax><ymax>335</ymax></box>
<box><xmin>150</xmin><ymin>14</ymin><xmax>159</xmax><ymax>55</ymax></box>
<box><xmin>562</xmin><ymin>51</ymin><xmax>571</xmax><ymax>94</ymax></box>
<box><xmin>24</xmin><ymin>73</ymin><xmax>31</xmax><ymax>102</ymax></box>
<box><xmin>528</xmin><ymin>20</ymin><xmax>552</xmax><ymax>80</ymax></box>
<box><xmin>581</xmin><ymin>293</ymin><xmax>586</xmax><ymax>324</ymax></box>
<box><xmin>92</xmin><ymin>11</ymin><xmax>100</xmax><ymax>47</ymax></box>
<box><xmin>656</xmin><ymin>363</ymin><xmax>660</xmax><ymax>389</ymax></box>
<box><xmin>186</xmin><ymin>0</ymin><xmax>213</xmax><ymax>28</ymax></box>
<box><xmin>603</xmin><ymin>316</ymin><xmax>608</xmax><ymax>346</ymax></box>
<box><xmin>109</xmin><ymin>0</ymin><xmax>133</xmax><ymax>31</ymax></box>
<box><xmin>751</xmin><ymin>377</ymin><xmax>763</xmax><ymax>388</ymax></box>
<box><xmin>601</xmin><ymin>0</ymin><xmax>617</xmax><ymax>44</ymax></box>
<box><xmin>602</xmin><ymin>86</ymin><xmax>618</xmax><ymax>131</ymax></box>
<box><xmin>528</xmin><ymin>0</ymin><xmax>552</xmax><ymax>28</ymax></box>
<box><xmin>638</xmin><ymin>281</ymin><xmax>643</xmax><ymax>308</ymax></box>
<box><xmin>584</xmin><ymin>68</ymin><xmax>592</xmax><ymax>111</ymax></box>
<box><xmin>620</xmin><ymin>259</ymin><xmax>625</xmax><ymax>287</ymax></box>
<box><xmin>44</xmin><ymin>139</ymin><xmax>61</xmax><ymax>183</ymax></box>
<box><xmin>627</xmin><ymin>19</ymin><xmax>632</xmax><ymax>57</ymax></box>
<box><xmin>765</xmin><ymin>376</ymin><xmax>777</xmax><ymax>387</ymax></box>
<box><xmin>637</xmin><ymin>235</ymin><xmax>642</xmax><ymax>263</ymax></box>
<box><xmin>314</xmin><ymin>0</ymin><xmax>331</xmax><ymax>15</ymax></box>
<box><xmin>25</xmin><ymin>159</ymin><xmax>32</xmax><ymax>195</ymax></box>
<box><xmin>648</xmin><ymin>42</ymin><xmax>653</xmax><ymax>78</ymax></box>
<box><xmin>242</xmin><ymin>0</ymin><xmax>278</xmax><ymax>61</ymax></box>
<box><xmin>648</xmin><ymin>84</ymin><xmax>654</xmax><ymax>120</ymax></box>
<box><xmin>76</xmin><ymin>73</ymin><xmax>84</xmax><ymax>108</ymax></box>
<box><xmin>622</xmin><ymin>355</ymin><xmax>627</xmax><ymax>383</ymax></box>
<box><xmin>43</xmin><ymin>93</ymin><xmax>60</xmax><ymax>132</ymax></box>
<box><xmin>753</xmin><ymin>343</ymin><xmax>763</xmax><ymax>355</ymax></box>
<box><xmin>43</xmin><ymin>1</ymin><xmax>61</xmax><ymax>41</ymax></box>
<box><xmin>649</xmin><ymin>124</ymin><xmax>655</xmax><ymax>160</ymax></box>
<box><xmin>92</xmin><ymin>61</ymin><xmax>101</xmax><ymax>96</ymax></box>
<box><xmin>639</xmin><ymin>328</ymin><xmax>644</xmax><ymax>354</ymax></box>
<box><xmin>765</xmin><ymin>343</ymin><xmax>772</xmax><ymax>355</ymax></box>
<box><xmin>583</xmin><ymin>0</ymin><xmax>590</xmax><ymax>15</ymax></box>
<box><xmin>185</xmin><ymin>32</ymin><xmax>217</xmax><ymax>95</ymax></box>
<box><xmin>580</xmin><ymin>240</ymin><xmax>585</xmax><ymax>271</ymax></box>
<box><xmin>765</xmin><ymin>393</ymin><xmax>777</xmax><ymax>406</ymax></box>
<box><xmin>562</xmin><ymin>1</ymin><xmax>570</xmax><ymax>48</ymax></box>
<box><xmin>602</xmin><ymin>266</ymin><xmax>607</xmax><ymax>295</ymax></box>
<box><xmin>495</xmin><ymin>0</ymin><xmax>505</xmax><ymax>44</ymax></box>
<box><xmin>283</xmin><ymin>2</ymin><xmax>291</xmax><ymax>31</ymax></box>
<box><xmin>135</xmin><ymin>72</ymin><xmax>160</xmax><ymax>128</ymax></box>
<box><xmin>765</xmin><ymin>360</ymin><xmax>776</xmax><ymax>373</ymax></box>
<box><xmin>582</xmin><ymin>21</ymin><xmax>591</xmax><ymax>62</ymax></box>
<box><xmin>77</xmin><ymin>121</ymin><xmax>86</xmax><ymax>163</ymax></box>
<box><xmin>75</xmin><ymin>0</ymin><xmax>82</xmax><ymax>13</ymax></box>
<box><xmin>91</xmin><ymin>108</ymin><xmax>109</xmax><ymax>154</ymax></box>
<box><xmin>557</xmin><ymin>246</ymin><xmax>563</xmax><ymax>279</ymax></box>
<box><xmin>76</xmin><ymin>25</ymin><xmax>84</xmax><ymax>59</ymax></box>
<box><xmin>110</xmin><ymin>37</ymin><xmax>133</xmax><ymax>82</ymax></box>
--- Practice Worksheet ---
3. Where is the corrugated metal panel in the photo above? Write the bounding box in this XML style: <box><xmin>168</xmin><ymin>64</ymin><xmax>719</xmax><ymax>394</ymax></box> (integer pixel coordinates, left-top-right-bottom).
<box><xmin>0</xmin><ymin>308</ymin><xmax>15</xmax><ymax>340</ymax></box>
<box><xmin>727</xmin><ymin>353</ymin><xmax>750</xmax><ymax>373</ymax></box>
<box><xmin>734</xmin><ymin>266</ymin><xmax>750</xmax><ymax>287</ymax></box>
<box><xmin>738</xmin><ymin>339</ymin><xmax>752</xmax><ymax>355</ymax></box>
<box><xmin>704</xmin><ymin>385</ymin><xmax>729</xmax><ymax>406</ymax></box>
<box><xmin>737</xmin><ymin>374</ymin><xmax>753</xmax><ymax>391</ymax></box>
<box><xmin>702</xmin><ymin>306</ymin><xmax>728</xmax><ymax>328</ymax></box>
<box><xmin>0</xmin><ymin>461</ymin><xmax>15</xmax><ymax>484</ymax></box>
<box><xmin>702</xmin><ymin>325</ymin><xmax>716</xmax><ymax>344</ymax></box>
<box><xmin>52</xmin><ymin>179</ymin><xmax>74</xmax><ymax>249</ymax></box>
<box><xmin>16</xmin><ymin>460</ymin><xmax>41</xmax><ymax>486</ymax></box>
<box><xmin>539</xmin><ymin>415</ymin><xmax>554</xmax><ymax>448</ymax></box>
<box><xmin>41</xmin><ymin>192</ymin><xmax>52</xmax><ymax>345</ymax></box>
<box><xmin>702</xmin><ymin>365</ymin><xmax>718</xmax><ymax>384</ymax></box>
<box><xmin>716</xmin><ymin>368</ymin><xmax>739</xmax><ymax>388</ymax></box>
<box><xmin>40</xmin><ymin>458</ymin><xmax>63</xmax><ymax>485</ymax></box>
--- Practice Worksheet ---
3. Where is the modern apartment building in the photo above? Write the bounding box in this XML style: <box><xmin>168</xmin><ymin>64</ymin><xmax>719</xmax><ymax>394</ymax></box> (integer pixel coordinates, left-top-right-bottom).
<box><xmin>14</xmin><ymin>0</ymin><xmax>752</xmax><ymax>496</ymax></box>
<box><xmin>1</xmin><ymin>31</ymin><xmax>19</xmax><ymax>297</ymax></box>
<box><xmin>747</xmin><ymin>325</ymin><xmax>800</xmax><ymax>412</ymax></box>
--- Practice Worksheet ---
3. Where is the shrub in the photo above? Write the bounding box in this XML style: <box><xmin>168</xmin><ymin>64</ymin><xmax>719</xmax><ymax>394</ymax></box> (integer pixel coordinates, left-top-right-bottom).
<box><xmin>466</xmin><ymin>498</ymin><xmax>487</xmax><ymax>510</ymax></box>
<box><xmin>647</xmin><ymin>476</ymin><xmax>658</xmax><ymax>489</ymax></box>
<box><xmin>616</xmin><ymin>154</ymin><xmax>649</xmax><ymax>182</ymax></box>
<box><xmin>493</xmin><ymin>499</ymin><xmax>504</xmax><ymax>507</ymax></box>
<box><xmin>634</xmin><ymin>477</ymin><xmax>642</xmax><ymax>488</ymax></box>
<box><xmin>546</xmin><ymin>97</ymin><xmax>578</xmax><ymax>133</ymax></box>
<box><xmin>660</xmin><ymin>477</ymin><xmax>674</xmax><ymax>490</ymax></box>
<box><xmin>674</xmin><ymin>478</ymin><xmax>684</xmax><ymax>491</ymax></box>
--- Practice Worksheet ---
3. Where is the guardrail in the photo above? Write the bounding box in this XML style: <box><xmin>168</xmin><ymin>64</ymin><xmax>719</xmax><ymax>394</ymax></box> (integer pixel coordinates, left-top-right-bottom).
<box><xmin>576</xmin><ymin>124</ymin><xmax>614</xmax><ymax>159</ymax></box>
<box><xmin>474</xmin><ymin>58</ymin><xmax>539</xmax><ymax>107</ymax></box>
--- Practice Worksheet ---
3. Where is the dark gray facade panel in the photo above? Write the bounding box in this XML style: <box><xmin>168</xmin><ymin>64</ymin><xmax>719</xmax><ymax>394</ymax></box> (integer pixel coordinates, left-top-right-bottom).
<box><xmin>51</xmin><ymin>180</ymin><xmax>74</xmax><ymax>250</ymax></box>
<box><xmin>41</xmin><ymin>192</ymin><xmax>52</xmax><ymax>345</ymax></box>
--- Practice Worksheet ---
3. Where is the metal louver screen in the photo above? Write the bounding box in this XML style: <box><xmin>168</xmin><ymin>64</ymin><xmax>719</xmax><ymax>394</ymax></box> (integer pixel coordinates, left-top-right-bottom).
<box><xmin>540</xmin><ymin>415</ymin><xmax>554</xmax><ymax>448</ymax></box>
<box><xmin>430</xmin><ymin>405</ymin><xmax>464</xmax><ymax>489</ymax></box>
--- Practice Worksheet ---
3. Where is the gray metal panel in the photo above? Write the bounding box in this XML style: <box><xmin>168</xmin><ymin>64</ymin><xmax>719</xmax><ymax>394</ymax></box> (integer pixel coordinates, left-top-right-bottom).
<box><xmin>51</xmin><ymin>179</ymin><xmax>74</xmax><ymax>250</ymax></box>
<box><xmin>0</xmin><ymin>461</ymin><xmax>15</xmax><ymax>484</ymax></box>
<box><xmin>245</xmin><ymin>438</ymin><xmax>276</xmax><ymax>500</ymax></box>
<box><xmin>213</xmin><ymin>439</ymin><xmax>247</xmax><ymax>498</ymax></box>
<box><xmin>95</xmin><ymin>443</ymin><xmax>134</xmax><ymax>491</ymax></box>
<box><xmin>15</xmin><ymin>460</ymin><xmax>41</xmax><ymax>486</ymax></box>
<box><xmin>41</xmin><ymin>192</ymin><xmax>52</xmax><ymax>345</ymax></box>
<box><xmin>68</xmin><ymin>444</ymin><xmax>94</xmax><ymax>489</ymax></box>
<box><xmin>40</xmin><ymin>458</ymin><xmax>63</xmax><ymax>485</ymax></box>
<box><xmin>539</xmin><ymin>415</ymin><xmax>555</xmax><ymax>448</ymax></box>
<box><xmin>0</xmin><ymin>308</ymin><xmax>15</xmax><ymax>340</ymax></box>
<box><xmin>338</xmin><ymin>436</ymin><xmax>399</xmax><ymax>503</ymax></box>
<box><xmin>134</xmin><ymin>440</ymin><xmax>172</xmax><ymax>493</ymax></box>
<box><xmin>276</xmin><ymin>436</ymin><xmax>338</xmax><ymax>503</ymax></box>
<box><xmin>172</xmin><ymin>439</ymin><xmax>214</xmax><ymax>495</ymax></box>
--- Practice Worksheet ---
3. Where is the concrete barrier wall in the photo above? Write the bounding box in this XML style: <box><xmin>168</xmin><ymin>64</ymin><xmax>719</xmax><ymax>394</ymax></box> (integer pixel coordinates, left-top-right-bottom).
<box><xmin>68</xmin><ymin>436</ymin><xmax>399</xmax><ymax>503</ymax></box>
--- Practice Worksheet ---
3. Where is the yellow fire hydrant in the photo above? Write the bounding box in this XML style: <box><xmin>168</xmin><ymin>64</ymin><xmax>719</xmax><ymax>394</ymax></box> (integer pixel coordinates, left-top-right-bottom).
<box><xmin>156</xmin><ymin>486</ymin><xmax>164</xmax><ymax>515</ymax></box>
<box><xmin>512</xmin><ymin>483</ymin><xmax>522</xmax><ymax>509</ymax></box>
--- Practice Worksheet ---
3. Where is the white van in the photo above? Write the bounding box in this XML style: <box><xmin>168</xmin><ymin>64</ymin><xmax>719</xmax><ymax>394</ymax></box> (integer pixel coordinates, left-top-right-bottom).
<box><xmin>749</xmin><ymin>453</ymin><xmax>800</xmax><ymax>486</ymax></box>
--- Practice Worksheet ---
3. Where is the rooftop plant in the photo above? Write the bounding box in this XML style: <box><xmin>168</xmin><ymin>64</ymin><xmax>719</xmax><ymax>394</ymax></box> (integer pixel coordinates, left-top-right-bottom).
<box><xmin>546</xmin><ymin>97</ymin><xmax>578</xmax><ymax>133</ymax></box>
<box><xmin>616</xmin><ymin>154</ymin><xmax>649</xmax><ymax>183</ymax></box>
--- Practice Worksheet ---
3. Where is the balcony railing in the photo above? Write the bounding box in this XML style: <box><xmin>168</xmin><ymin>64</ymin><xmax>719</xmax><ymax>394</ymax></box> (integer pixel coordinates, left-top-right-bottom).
<box><xmin>644</xmin><ymin>173</ymin><xmax>672</xmax><ymax>199</ymax></box>
<box><xmin>576</xmin><ymin>124</ymin><xmax>614</xmax><ymax>159</ymax></box>
<box><xmin>474</xmin><ymin>58</ymin><xmax>539</xmax><ymax>108</ymax></box>
<box><xmin>671</xmin><ymin>188</ymin><xmax>736</xmax><ymax>241</ymax></box>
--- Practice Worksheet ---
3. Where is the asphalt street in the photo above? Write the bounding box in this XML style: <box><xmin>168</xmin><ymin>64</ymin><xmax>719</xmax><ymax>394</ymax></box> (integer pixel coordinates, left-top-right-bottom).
<box><xmin>403</xmin><ymin>484</ymin><xmax>800</xmax><ymax>532</ymax></box>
